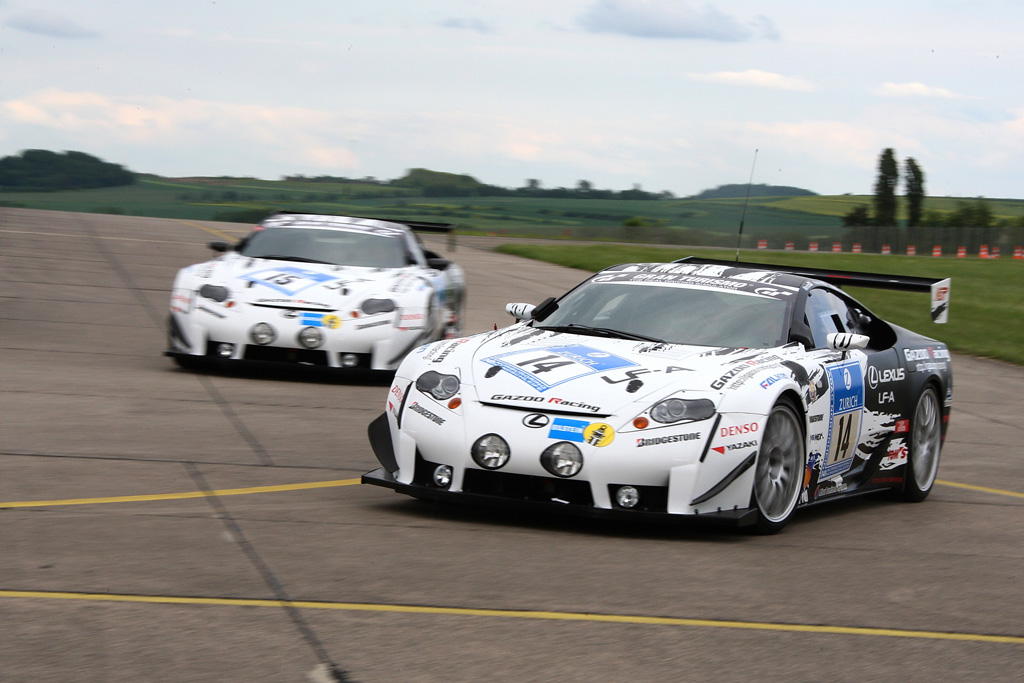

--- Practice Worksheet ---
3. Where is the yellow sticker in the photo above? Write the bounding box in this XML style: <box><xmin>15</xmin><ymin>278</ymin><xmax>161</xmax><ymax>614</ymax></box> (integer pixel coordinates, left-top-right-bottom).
<box><xmin>323</xmin><ymin>315</ymin><xmax>341</xmax><ymax>329</ymax></box>
<box><xmin>584</xmin><ymin>423</ymin><xmax>615</xmax><ymax>447</ymax></box>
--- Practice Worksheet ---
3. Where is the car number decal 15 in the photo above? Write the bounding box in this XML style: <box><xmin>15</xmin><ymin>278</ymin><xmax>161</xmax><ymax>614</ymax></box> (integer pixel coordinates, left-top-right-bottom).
<box><xmin>822</xmin><ymin>360</ymin><xmax>865</xmax><ymax>478</ymax></box>
<box><xmin>240</xmin><ymin>266</ymin><xmax>340</xmax><ymax>296</ymax></box>
<box><xmin>480</xmin><ymin>344</ymin><xmax>638</xmax><ymax>392</ymax></box>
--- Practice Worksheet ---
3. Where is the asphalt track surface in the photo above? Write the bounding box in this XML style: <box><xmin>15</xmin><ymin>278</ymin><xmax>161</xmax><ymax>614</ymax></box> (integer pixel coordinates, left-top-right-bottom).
<box><xmin>1</xmin><ymin>208</ymin><xmax>1023</xmax><ymax>682</ymax></box>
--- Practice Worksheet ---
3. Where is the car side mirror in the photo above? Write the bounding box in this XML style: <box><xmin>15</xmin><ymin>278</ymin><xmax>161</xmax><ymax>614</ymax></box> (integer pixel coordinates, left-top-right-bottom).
<box><xmin>426</xmin><ymin>256</ymin><xmax>450</xmax><ymax>270</ymax></box>
<box><xmin>506</xmin><ymin>302</ymin><xmax>535</xmax><ymax>320</ymax></box>
<box><xmin>827</xmin><ymin>332</ymin><xmax>870</xmax><ymax>352</ymax></box>
<box><xmin>208</xmin><ymin>240</ymin><xmax>230</xmax><ymax>252</ymax></box>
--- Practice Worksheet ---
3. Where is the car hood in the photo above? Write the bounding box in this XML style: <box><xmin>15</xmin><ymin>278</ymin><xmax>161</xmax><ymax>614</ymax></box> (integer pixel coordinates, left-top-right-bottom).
<box><xmin>185</xmin><ymin>253</ymin><xmax>432</xmax><ymax>309</ymax></box>
<box><xmin>448</xmin><ymin>324</ymin><xmax>794</xmax><ymax>415</ymax></box>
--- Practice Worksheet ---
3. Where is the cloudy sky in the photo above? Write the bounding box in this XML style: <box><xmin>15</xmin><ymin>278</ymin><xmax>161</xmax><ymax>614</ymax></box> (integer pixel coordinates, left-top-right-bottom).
<box><xmin>2</xmin><ymin>1</ymin><xmax>1021</xmax><ymax>197</ymax></box>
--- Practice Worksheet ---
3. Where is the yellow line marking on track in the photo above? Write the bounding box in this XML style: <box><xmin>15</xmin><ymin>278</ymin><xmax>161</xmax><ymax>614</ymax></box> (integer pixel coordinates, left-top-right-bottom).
<box><xmin>937</xmin><ymin>480</ymin><xmax>1024</xmax><ymax>499</ymax></box>
<box><xmin>2</xmin><ymin>478</ymin><xmax>1019</xmax><ymax>509</ymax></box>
<box><xmin>170</xmin><ymin>218</ymin><xmax>241</xmax><ymax>241</ymax></box>
<box><xmin>2</xmin><ymin>590</ymin><xmax>1023</xmax><ymax>645</ymax></box>
<box><xmin>0</xmin><ymin>479</ymin><xmax>361</xmax><ymax>508</ymax></box>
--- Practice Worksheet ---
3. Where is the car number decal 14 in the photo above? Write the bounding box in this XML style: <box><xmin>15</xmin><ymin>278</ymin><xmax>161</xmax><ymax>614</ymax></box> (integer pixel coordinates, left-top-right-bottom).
<box><xmin>240</xmin><ymin>266</ymin><xmax>340</xmax><ymax>296</ymax></box>
<box><xmin>480</xmin><ymin>344</ymin><xmax>638</xmax><ymax>392</ymax></box>
<box><xmin>822</xmin><ymin>360</ymin><xmax>865</xmax><ymax>478</ymax></box>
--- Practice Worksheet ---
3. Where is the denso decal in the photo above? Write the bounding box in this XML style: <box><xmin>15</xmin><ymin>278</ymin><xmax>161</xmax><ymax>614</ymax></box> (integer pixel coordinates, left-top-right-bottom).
<box><xmin>480</xmin><ymin>344</ymin><xmax>637</xmax><ymax>392</ymax></box>
<box><xmin>240</xmin><ymin>266</ymin><xmax>340</xmax><ymax>296</ymax></box>
<box><xmin>720</xmin><ymin>423</ymin><xmax>759</xmax><ymax>437</ymax></box>
<box><xmin>636</xmin><ymin>432</ymin><xmax>701</xmax><ymax>447</ymax></box>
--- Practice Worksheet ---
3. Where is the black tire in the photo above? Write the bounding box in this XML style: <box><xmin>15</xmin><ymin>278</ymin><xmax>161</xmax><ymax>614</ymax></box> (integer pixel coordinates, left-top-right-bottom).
<box><xmin>751</xmin><ymin>398</ymin><xmax>806</xmax><ymax>534</ymax></box>
<box><xmin>901</xmin><ymin>384</ymin><xmax>943</xmax><ymax>502</ymax></box>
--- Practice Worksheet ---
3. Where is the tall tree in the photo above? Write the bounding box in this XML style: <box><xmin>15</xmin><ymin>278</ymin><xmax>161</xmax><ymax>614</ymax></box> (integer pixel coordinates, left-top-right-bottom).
<box><xmin>905</xmin><ymin>157</ymin><xmax>925</xmax><ymax>228</ymax></box>
<box><xmin>873</xmin><ymin>148</ymin><xmax>899</xmax><ymax>226</ymax></box>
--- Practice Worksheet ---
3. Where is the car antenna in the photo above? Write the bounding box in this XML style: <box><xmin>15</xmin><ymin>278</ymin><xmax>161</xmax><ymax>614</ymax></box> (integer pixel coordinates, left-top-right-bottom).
<box><xmin>734</xmin><ymin>148</ymin><xmax>759</xmax><ymax>264</ymax></box>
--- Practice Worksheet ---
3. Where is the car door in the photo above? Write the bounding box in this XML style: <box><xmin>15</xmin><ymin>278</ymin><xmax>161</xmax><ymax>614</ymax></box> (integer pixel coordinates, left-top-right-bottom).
<box><xmin>801</xmin><ymin>287</ymin><xmax>874</xmax><ymax>496</ymax></box>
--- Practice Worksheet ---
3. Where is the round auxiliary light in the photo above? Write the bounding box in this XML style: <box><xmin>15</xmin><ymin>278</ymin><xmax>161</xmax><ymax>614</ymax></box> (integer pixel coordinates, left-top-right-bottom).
<box><xmin>615</xmin><ymin>486</ymin><xmax>640</xmax><ymax>509</ymax></box>
<box><xmin>633</xmin><ymin>416</ymin><xmax>649</xmax><ymax>429</ymax></box>
<box><xmin>216</xmin><ymin>343</ymin><xmax>234</xmax><ymax>358</ymax></box>
<box><xmin>340</xmin><ymin>353</ymin><xmax>360</xmax><ymax>368</ymax></box>
<box><xmin>432</xmin><ymin>465</ymin><xmax>453</xmax><ymax>488</ymax></box>
<box><xmin>250</xmin><ymin>323</ymin><xmax>276</xmax><ymax>345</ymax></box>
<box><xmin>540</xmin><ymin>442</ymin><xmax>584</xmax><ymax>478</ymax></box>
<box><xmin>471</xmin><ymin>434</ymin><xmax>510</xmax><ymax>470</ymax></box>
<box><xmin>298</xmin><ymin>326</ymin><xmax>324</xmax><ymax>349</ymax></box>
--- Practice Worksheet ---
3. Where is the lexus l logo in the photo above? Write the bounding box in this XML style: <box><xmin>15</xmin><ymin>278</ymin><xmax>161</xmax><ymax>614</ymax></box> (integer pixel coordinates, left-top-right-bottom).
<box><xmin>523</xmin><ymin>414</ymin><xmax>550</xmax><ymax>428</ymax></box>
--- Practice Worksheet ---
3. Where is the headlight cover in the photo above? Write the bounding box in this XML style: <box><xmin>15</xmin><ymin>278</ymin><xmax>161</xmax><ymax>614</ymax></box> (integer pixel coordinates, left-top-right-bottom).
<box><xmin>361</xmin><ymin>298</ymin><xmax>396</xmax><ymax>315</ymax></box>
<box><xmin>416</xmin><ymin>371</ymin><xmax>460</xmax><ymax>400</ymax></box>
<box><xmin>199</xmin><ymin>284</ymin><xmax>230</xmax><ymax>302</ymax></box>
<box><xmin>649</xmin><ymin>398</ymin><xmax>716</xmax><ymax>424</ymax></box>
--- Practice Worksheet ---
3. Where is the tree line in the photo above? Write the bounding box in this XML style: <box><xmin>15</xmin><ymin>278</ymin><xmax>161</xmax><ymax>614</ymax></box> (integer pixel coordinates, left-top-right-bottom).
<box><xmin>843</xmin><ymin>148</ymin><xmax>1024</xmax><ymax>253</ymax></box>
<box><xmin>0</xmin><ymin>150</ymin><xmax>136</xmax><ymax>191</ymax></box>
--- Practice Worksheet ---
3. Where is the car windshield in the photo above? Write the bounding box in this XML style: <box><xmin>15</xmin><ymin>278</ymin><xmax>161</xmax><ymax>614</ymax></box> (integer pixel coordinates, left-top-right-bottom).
<box><xmin>238</xmin><ymin>227</ymin><xmax>408</xmax><ymax>268</ymax></box>
<box><xmin>537</xmin><ymin>281</ymin><xmax>790</xmax><ymax>349</ymax></box>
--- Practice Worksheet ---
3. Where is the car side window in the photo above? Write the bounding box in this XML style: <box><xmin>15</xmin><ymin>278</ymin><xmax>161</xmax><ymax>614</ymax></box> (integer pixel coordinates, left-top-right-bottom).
<box><xmin>804</xmin><ymin>288</ymin><xmax>848</xmax><ymax>348</ymax></box>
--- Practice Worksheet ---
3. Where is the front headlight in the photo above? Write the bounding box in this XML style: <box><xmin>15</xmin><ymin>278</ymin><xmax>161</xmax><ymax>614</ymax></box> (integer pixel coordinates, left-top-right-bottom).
<box><xmin>541</xmin><ymin>442</ymin><xmax>583</xmax><ymax>477</ymax></box>
<box><xmin>416</xmin><ymin>371</ymin><xmax>460</xmax><ymax>400</ymax></box>
<box><xmin>650</xmin><ymin>398</ymin><xmax>716</xmax><ymax>424</ymax></box>
<box><xmin>250</xmin><ymin>323</ymin><xmax>276</xmax><ymax>345</ymax></box>
<box><xmin>199</xmin><ymin>284</ymin><xmax>230</xmax><ymax>302</ymax></box>
<box><xmin>471</xmin><ymin>434</ymin><xmax>510</xmax><ymax>469</ymax></box>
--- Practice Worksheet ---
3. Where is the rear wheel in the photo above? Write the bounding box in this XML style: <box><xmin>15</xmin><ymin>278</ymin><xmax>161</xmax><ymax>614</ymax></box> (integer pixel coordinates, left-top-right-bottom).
<box><xmin>901</xmin><ymin>385</ymin><xmax>942</xmax><ymax>502</ymax></box>
<box><xmin>751</xmin><ymin>399</ymin><xmax>805</xmax><ymax>534</ymax></box>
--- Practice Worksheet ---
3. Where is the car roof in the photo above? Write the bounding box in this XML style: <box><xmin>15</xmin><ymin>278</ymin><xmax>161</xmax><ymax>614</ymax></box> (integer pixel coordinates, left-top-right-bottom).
<box><xmin>259</xmin><ymin>212</ymin><xmax>411</xmax><ymax>236</ymax></box>
<box><xmin>595</xmin><ymin>262</ymin><xmax>813</xmax><ymax>299</ymax></box>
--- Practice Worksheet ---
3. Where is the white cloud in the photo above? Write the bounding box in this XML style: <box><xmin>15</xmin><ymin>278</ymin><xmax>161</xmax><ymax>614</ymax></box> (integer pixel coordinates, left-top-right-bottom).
<box><xmin>688</xmin><ymin>70</ymin><xmax>816</xmax><ymax>92</ymax></box>
<box><xmin>873</xmin><ymin>82</ymin><xmax>964</xmax><ymax>99</ymax></box>
<box><xmin>578</xmin><ymin>0</ymin><xmax>776</xmax><ymax>41</ymax></box>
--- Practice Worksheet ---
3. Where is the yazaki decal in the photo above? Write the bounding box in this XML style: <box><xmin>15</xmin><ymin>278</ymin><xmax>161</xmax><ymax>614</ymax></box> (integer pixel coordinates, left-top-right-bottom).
<box><xmin>821</xmin><ymin>360</ymin><xmax>864</xmax><ymax>479</ymax></box>
<box><xmin>479</xmin><ymin>344</ymin><xmax>637</xmax><ymax>392</ymax></box>
<box><xmin>240</xmin><ymin>266</ymin><xmax>341</xmax><ymax>296</ymax></box>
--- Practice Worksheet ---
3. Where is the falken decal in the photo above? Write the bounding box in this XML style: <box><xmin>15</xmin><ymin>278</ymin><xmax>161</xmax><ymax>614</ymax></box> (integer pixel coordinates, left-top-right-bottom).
<box><xmin>479</xmin><ymin>344</ymin><xmax>637</xmax><ymax>392</ymax></box>
<box><xmin>821</xmin><ymin>360</ymin><xmax>864</xmax><ymax>478</ymax></box>
<box><xmin>239</xmin><ymin>266</ymin><xmax>341</xmax><ymax>296</ymax></box>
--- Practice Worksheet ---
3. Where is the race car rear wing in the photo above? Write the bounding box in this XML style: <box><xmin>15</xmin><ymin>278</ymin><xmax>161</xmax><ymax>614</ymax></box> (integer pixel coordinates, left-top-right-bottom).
<box><xmin>674</xmin><ymin>256</ymin><xmax>951</xmax><ymax>323</ymax></box>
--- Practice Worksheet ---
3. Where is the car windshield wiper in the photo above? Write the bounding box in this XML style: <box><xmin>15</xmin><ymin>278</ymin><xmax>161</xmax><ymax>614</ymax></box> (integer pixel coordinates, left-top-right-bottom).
<box><xmin>536</xmin><ymin>323</ymin><xmax>665</xmax><ymax>343</ymax></box>
<box><xmin>252</xmin><ymin>254</ymin><xmax>331</xmax><ymax>264</ymax></box>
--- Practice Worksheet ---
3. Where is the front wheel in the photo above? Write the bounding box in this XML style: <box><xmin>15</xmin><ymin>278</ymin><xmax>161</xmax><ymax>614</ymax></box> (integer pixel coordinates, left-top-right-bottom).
<box><xmin>751</xmin><ymin>398</ymin><xmax>806</xmax><ymax>534</ymax></box>
<box><xmin>901</xmin><ymin>385</ymin><xmax>943</xmax><ymax>502</ymax></box>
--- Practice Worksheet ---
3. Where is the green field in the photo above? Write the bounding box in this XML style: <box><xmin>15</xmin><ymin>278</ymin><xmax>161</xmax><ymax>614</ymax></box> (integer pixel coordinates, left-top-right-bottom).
<box><xmin>4</xmin><ymin>175</ymin><xmax>1024</xmax><ymax>249</ymax></box>
<box><xmin>494</xmin><ymin>243</ymin><xmax>1024</xmax><ymax>366</ymax></box>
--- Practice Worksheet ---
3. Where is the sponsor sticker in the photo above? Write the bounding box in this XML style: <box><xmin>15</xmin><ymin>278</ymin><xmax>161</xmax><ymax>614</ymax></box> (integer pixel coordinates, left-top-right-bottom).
<box><xmin>822</xmin><ymin>360</ymin><xmax>864</xmax><ymax>478</ymax></box>
<box><xmin>480</xmin><ymin>344</ymin><xmax>637</xmax><ymax>392</ymax></box>
<box><xmin>240</xmin><ymin>266</ymin><xmax>340</xmax><ymax>296</ymax></box>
